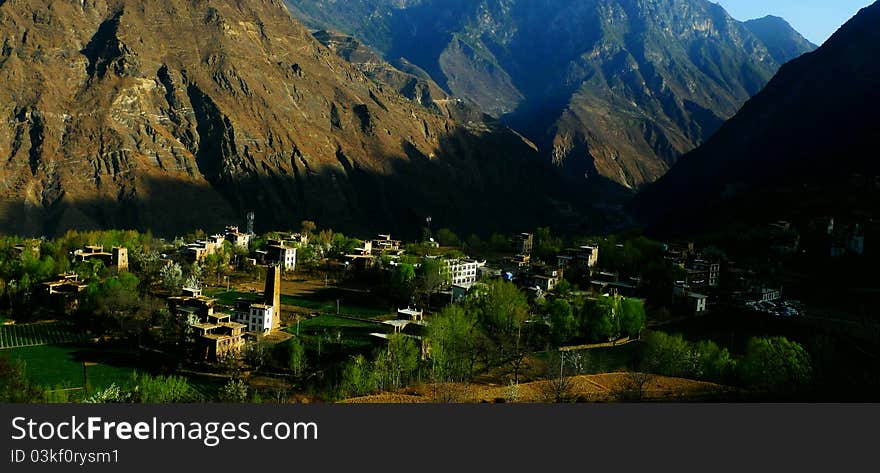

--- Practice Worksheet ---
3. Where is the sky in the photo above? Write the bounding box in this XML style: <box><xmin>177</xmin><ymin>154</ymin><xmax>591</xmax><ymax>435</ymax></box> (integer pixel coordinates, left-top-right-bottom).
<box><xmin>716</xmin><ymin>0</ymin><xmax>875</xmax><ymax>45</ymax></box>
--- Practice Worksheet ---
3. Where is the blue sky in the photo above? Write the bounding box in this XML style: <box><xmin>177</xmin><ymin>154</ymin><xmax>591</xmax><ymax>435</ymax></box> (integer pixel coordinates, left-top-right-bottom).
<box><xmin>716</xmin><ymin>0</ymin><xmax>875</xmax><ymax>44</ymax></box>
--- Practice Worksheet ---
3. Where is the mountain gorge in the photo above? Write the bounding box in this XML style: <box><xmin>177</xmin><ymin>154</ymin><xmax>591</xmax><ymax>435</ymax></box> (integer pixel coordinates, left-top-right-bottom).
<box><xmin>285</xmin><ymin>0</ymin><xmax>816</xmax><ymax>189</ymax></box>
<box><xmin>0</xmin><ymin>0</ymin><xmax>563</xmax><ymax>236</ymax></box>
<box><xmin>637</xmin><ymin>1</ymin><xmax>880</xmax><ymax>229</ymax></box>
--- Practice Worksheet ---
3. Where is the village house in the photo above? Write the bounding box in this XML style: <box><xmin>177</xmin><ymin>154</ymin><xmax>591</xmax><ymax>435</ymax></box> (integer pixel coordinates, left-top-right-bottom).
<box><xmin>673</xmin><ymin>282</ymin><xmax>708</xmax><ymax>315</ymax></box>
<box><xmin>232</xmin><ymin>265</ymin><xmax>282</xmax><ymax>333</ymax></box>
<box><xmin>513</xmin><ymin>232</ymin><xmax>534</xmax><ymax>255</ymax></box>
<box><xmin>505</xmin><ymin>253</ymin><xmax>531</xmax><ymax>269</ymax></box>
<box><xmin>73</xmin><ymin>245</ymin><xmax>129</xmax><ymax>272</ymax></box>
<box><xmin>345</xmin><ymin>240</ymin><xmax>375</xmax><ymax>270</ymax></box>
<box><xmin>558</xmin><ymin>245</ymin><xmax>599</xmax><ymax>272</ymax></box>
<box><xmin>168</xmin><ymin>288</ymin><xmax>245</xmax><ymax>361</ymax></box>
<box><xmin>40</xmin><ymin>273</ymin><xmax>88</xmax><ymax>312</ymax></box>
<box><xmin>530</xmin><ymin>266</ymin><xmax>565</xmax><ymax>293</ymax></box>
<box><xmin>397</xmin><ymin>307</ymin><xmax>424</xmax><ymax>322</ymax></box>
<box><xmin>13</xmin><ymin>240</ymin><xmax>40</xmax><ymax>260</ymax></box>
<box><xmin>264</xmin><ymin>239</ymin><xmax>297</xmax><ymax>271</ymax></box>
<box><xmin>443</xmin><ymin>258</ymin><xmax>484</xmax><ymax>288</ymax></box>
<box><xmin>225</xmin><ymin>225</ymin><xmax>251</xmax><ymax>249</ymax></box>
<box><xmin>372</xmin><ymin>234</ymin><xmax>403</xmax><ymax>254</ymax></box>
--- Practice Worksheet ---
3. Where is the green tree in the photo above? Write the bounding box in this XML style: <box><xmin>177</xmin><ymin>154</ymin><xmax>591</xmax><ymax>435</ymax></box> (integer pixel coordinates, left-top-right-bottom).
<box><xmin>695</xmin><ymin>340</ymin><xmax>736</xmax><ymax>382</ymax></box>
<box><xmin>472</xmin><ymin>279</ymin><xmax>530</xmax><ymax>383</ymax></box>
<box><xmin>534</xmin><ymin>227</ymin><xmax>562</xmax><ymax>262</ymax></box>
<box><xmin>417</xmin><ymin>258</ymin><xmax>445</xmax><ymax>305</ymax></box>
<box><xmin>0</xmin><ymin>356</ymin><xmax>44</xmax><ymax>403</ymax></box>
<box><xmin>339</xmin><ymin>354</ymin><xmax>377</xmax><ymax>398</ymax></box>
<box><xmin>580</xmin><ymin>297</ymin><xmax>617</xmax><ymax>342</ymax></box>
<box><xmin>375</xmin><ymin>334</ymin><xmax>420</xmax><ymax>390</ymax></box>
<box><xmin>128</xmin><ymin>372</ymin><xmax>200</xmax><ymax>403</ymax></box>
<box><xmin>740</xmin><ymin>337</ymin><xmax>813</xmax><ymax>393</ymax></box>
<box><xmin>429</xmin><ymin>305</ymin><xmax>480</xmax><ymax>385</ymax></box>
<box><xmin>548</xmin><ymin>298</ymin><xmax>577</xmax><ymax>345</ymax></box>
<box><xmin>218</xmin><ymin>379</ymin><xmax>249</xmax><ymax>403</ymax></box>
<box><xmin>619</xmin><ymin>297</ymin><xmax>646</xmax><ymax>338</ymax></box>
<box><xmin>436</xmin><ymin>228</ymin><xmax>461</xmax><ymax>247</ymax></box>
<box><xmin>286</xmin><ymin>337</ymin><xmax>307</xmax><ymax>377</ymax></box>
<box><xmin>642</xmin><ymin>332</ymin><xmax>695</xmax><ymax>378</ymax></box>
<box><xmin>300</xmin><ymin>220</ymin><xmax>317</xmax><ymax>235</ymax></box>
<box><xmin>389</xmin><ymin>263</ymin><xmax>416</xmax><ymax>303</ymax></box>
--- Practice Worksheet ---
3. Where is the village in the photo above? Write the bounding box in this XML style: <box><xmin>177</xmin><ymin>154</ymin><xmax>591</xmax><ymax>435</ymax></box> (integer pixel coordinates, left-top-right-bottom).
<box><xmin>1</xmin><ymin>213</ymin><xmax>877</xmax><ymax>403</ymax></box>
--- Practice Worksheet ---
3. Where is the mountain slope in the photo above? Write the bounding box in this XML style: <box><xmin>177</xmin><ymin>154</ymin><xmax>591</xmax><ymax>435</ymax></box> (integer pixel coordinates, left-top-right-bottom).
<box><xmin>636</xmin><ymin>2</ymin><xmax>880</xmax><ymax>228</ymax></box>
<box><xmin>0</xmin><ymin>0</ymin><xmax>563</xmax><ymax>236</ymax></box>
<box><xmin>285</xmin><ymin>0</ymin><xmax>816</xmax><ymax>189</ymax></box>
<box><xmin>744</xmin><ymin>15</ymin><xmax>818</xmax><ymax>65</ymax></box>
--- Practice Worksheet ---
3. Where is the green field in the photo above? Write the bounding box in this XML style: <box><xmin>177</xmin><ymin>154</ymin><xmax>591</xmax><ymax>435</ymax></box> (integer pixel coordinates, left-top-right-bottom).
<box><xmin>207</xmin><ymin>290</ymin><xmax>390</xmax><ymax>318</ymax></box>
<box><xmin>288</xmin><ymin>315</ymin><xmax>385</xmax><ymax>353</ymax></box>
<box><xmin>298</xmin><ymin>315</ymin><xmax>382</xmax><ymax>330</ymax></box>
<box><xmin>0</xmin><ymin>322</ymin><xmax>89</xmax><ymax>349</ymax></box>
<box><xmin>2</xmin><ymin>344</ymin><xmax>138</xmax><ymax>399</ymax></box>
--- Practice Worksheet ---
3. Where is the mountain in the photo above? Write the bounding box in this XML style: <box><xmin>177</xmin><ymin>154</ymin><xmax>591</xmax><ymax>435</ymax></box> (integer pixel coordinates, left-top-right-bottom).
<box><xmin>0</xmin><ymin>0</ymin><xmax>568</xmax><ymax>237</ymax></box>
<box><xmin>636</xmin><ymin>1</ymin><xmax>880</xmax><ymax>229</ymax></box>
<box><xmin>310</xmin><ymin>30</ymin><xmax>488</xmax><ymax>125</ymax></box>
<box><xmin>284</xmin><ymin>0</ymin><xmax>816</xmax><ymax>189</ymax></box>
<box><xmin>744</xmin><ymin>15</ymin><xmax>818</xmax><ymax>65</ymax></box>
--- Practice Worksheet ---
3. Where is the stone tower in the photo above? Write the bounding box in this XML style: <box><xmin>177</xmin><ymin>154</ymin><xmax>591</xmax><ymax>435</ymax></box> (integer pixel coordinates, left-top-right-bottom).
<box><xmin>265</xmin><ymin>265</ymin><xmax>281</xmax><ymax>328</ymax></box>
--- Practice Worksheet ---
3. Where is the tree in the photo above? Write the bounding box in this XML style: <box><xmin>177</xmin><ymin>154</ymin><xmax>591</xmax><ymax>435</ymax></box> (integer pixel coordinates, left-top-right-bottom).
<box><xmin>540</xmin><ymin>350</ymin><xmax>585</xmax><ymax>403</ymax></box>
<box><xmin>472</xmin><ymin>279</ymin><xmax>530</xmax><ymax>383</ymax></box>
<box><xmin>417</xmin><ymin>258</ymin><xmax>445</xmax><ymax>306</ymax></box>
<box><xmin>0</xmin><ymin>355</ymin><xmax>44</xmax><ymax>403</ymax></box>
<box><xmin>642</xmin><ymin>331</ymin><xmax>695</xmax><ymax>378</ymax></box>
<box><xmin>548</xmin><ymin>298</ymin><xmax>577</xmax><ymax>346</ymax></box>
<box><xmin>244</xmin><ymin>338</ymin><xmax>271</xmax><ymax>371</ymax></box>
<box><xmin>339</xmin><ymin>355</ymin><xmax>377</xmax><ymax>398</ymax></box>
<box><xmin>300</xmin><ymin>220</ymin><xmax>317</xmax><ymax>235</ymax></box>
<box><xmin>580</xmin><ymin>297</ymin><xmax>617</xmax><ymax>342</ymax></box>
<box><xmin>218</xmin><ymin>379</ymin><xmax>249</xmax><ymax>403</ymax></box>
<box><xmin>694</xmin><ymin>340</ymin><xmax>736</xmax><ymax>382</ymax></box>
<box><xmin>389</xmin><ymin>263</ymin><xmax>416</xmax><ymax>303</ymax></box>
<box><xmin>130</xmin><ymin>248</ymin><xmax>162</xmax><ymax>293</ymax></box>
<box><xmin>375</xmin><ymin>334</ymin><xmax>420</xmax><ymax>391</ymax></box>
<box><xmin>429</xmin><ymin>305</ymin><xmax>480</xmax><ymax>386</ymax></box>
<box><xmin>160</xmin><ymin>262</ymin><xmax>183</xmax><ymax>293</ymax></box>
<box><xmin>127</xmin><ymin>372</ymin><xmax>200</xmax><ymax>403</ymax></box>
<box><xmin>286</xmin><ymin>337</ymin><xmax>307</xmax><ymax>377</ymax></box>
<box><xmin>619</xmin><ymin>297</ymin><xmax>646</xmax><ymax>338</ymax></box>
<box><xmin>436</xmin><ymin>228</ymin><xmax>461</xmax><ymax>247</ymax></box>
<box><xmin>534</xmin><ymin>227</ymin><xmax>562</xmax><ymax>262</ymax></box>
<box><xmin>739</xmin><ymin>337</ymin><xmax>813</xmax><ymax>393</ymax></box>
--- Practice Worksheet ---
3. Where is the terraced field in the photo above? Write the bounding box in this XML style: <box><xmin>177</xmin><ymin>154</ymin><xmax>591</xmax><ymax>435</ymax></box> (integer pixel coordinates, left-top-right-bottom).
<box><xmin>0</xmin><ymin>323</ymin><xmax>88</xmax><ymax>350</ymax></box>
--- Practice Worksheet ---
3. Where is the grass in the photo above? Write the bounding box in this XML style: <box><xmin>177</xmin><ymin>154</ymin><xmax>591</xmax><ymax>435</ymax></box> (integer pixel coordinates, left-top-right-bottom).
<box><xmin>2</xmin><ymin>344</ymin><xmax>138</xmax><ymax>399</ymax></box>
<box><xmin>297</xmin><ymin>315</ymin><xmax>381</xmax><ymax>330</ymax></box>
<box><xmin>286</xmin><ymin>314</ymin><xmax>385</xmax><ymax>357</ymax></box>
<box><xmin>534</xmin><ymin>342</ymin><xmax>644</xmax><ymax>375</ymax></box>
<box><xmin>206</xmin><ymin>290</ymin><xmax>390</xmax><ymax>318</ymax></box>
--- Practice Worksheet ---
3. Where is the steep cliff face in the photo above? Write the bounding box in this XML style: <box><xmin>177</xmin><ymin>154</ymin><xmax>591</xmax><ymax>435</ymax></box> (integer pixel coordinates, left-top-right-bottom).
<box><xmin>286</xmin><ymin>0</ymin><xmax>816</xmax><ymax>189</ymax></box>
<box><xmin>637</xmin><ymin>2</ymin><xmax>880</xmax><ymax>229</ymax></box>
<box><xmin>0</xmin><ymin>0</ymin><xmax>557</xmax><ymax>236</ymax></box>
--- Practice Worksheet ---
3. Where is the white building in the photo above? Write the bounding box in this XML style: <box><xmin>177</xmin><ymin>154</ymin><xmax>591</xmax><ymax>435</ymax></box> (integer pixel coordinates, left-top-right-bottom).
<box><xmin>225</xmin><ymin>226</ymin><xmax>251</xmax><ymax>249</ymax></box>
<box><xmin>266</xmin><ymin>240</ymin><xmax>297</xmax><ymax>271</ymax></box>
<box><xmin>233</xmin><ymin>303</ymin><xmax>275</xmax><ymax>334</ymax></box>
<box><xmin>397</xmin><ymin>307</ymin><xmax>424</xmax><ymax>322</ymax></box>
<box><xmin>688</xmin><ymin>293</ymin><xmax>708</xmax><ymax>314</ymax></box>
<box><xmin>445</xmin><ymin>259</ymin><xmax>483</xmax><ymax>287</ymax></box>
